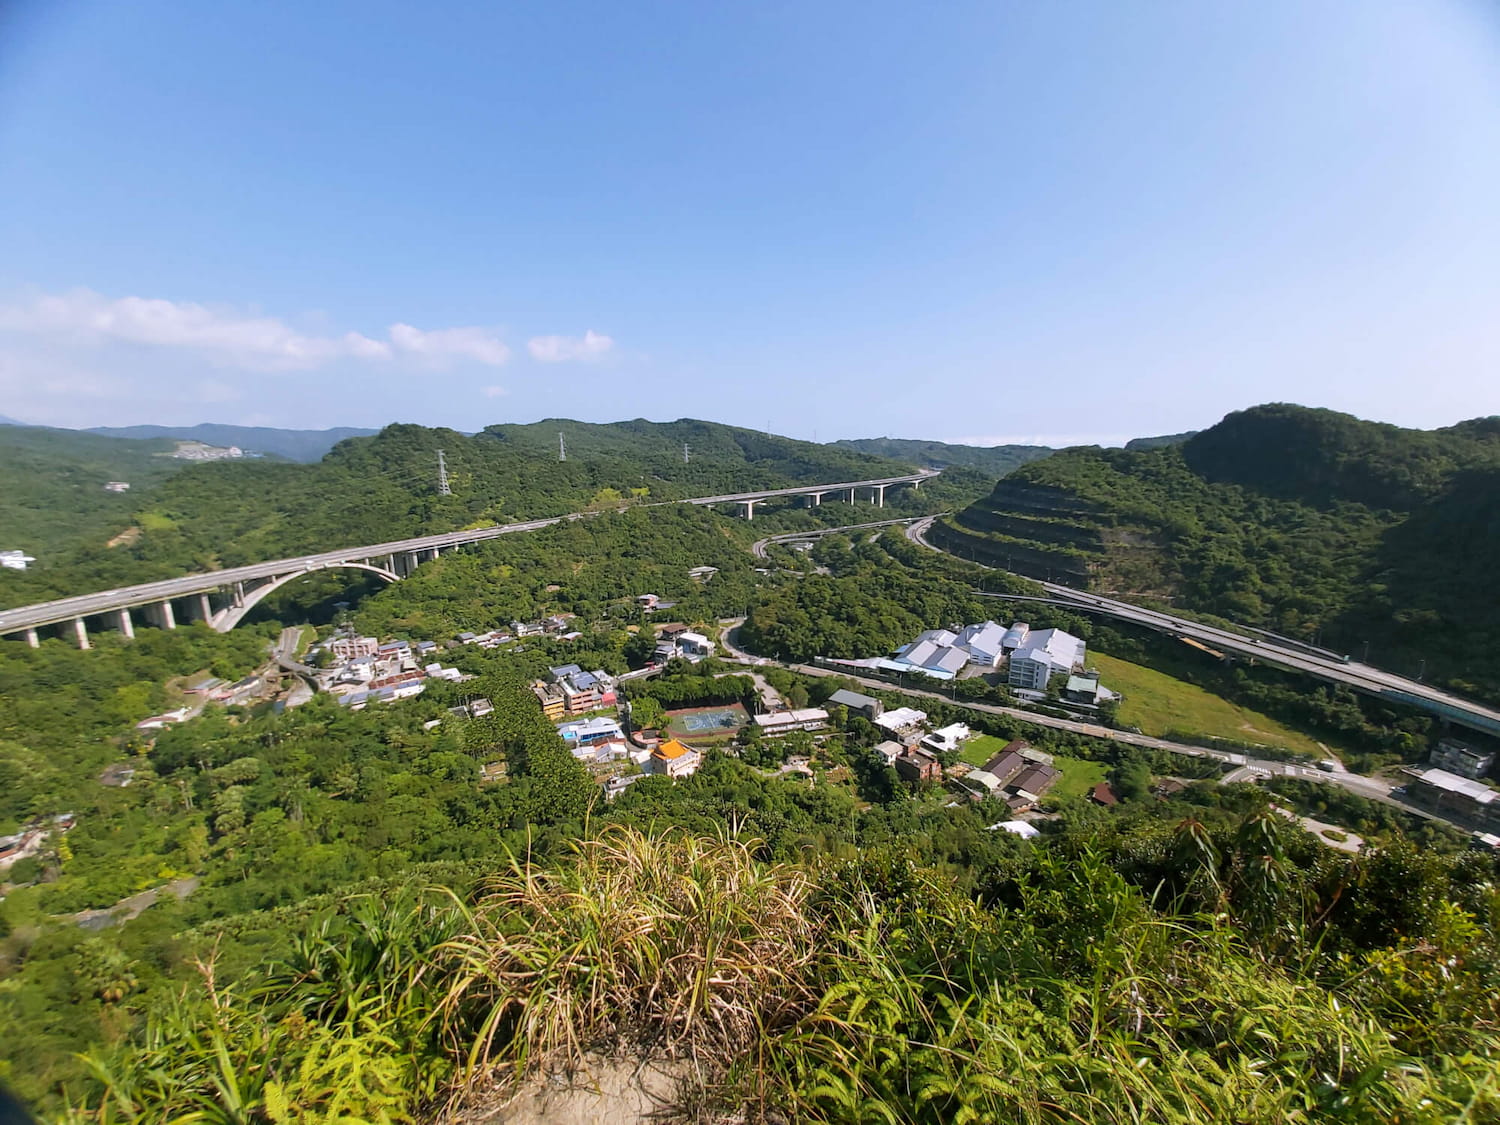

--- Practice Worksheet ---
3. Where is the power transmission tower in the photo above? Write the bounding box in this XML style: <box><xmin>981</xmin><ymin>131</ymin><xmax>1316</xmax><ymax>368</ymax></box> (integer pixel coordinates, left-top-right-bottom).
<box><xmin>436</xmin><ymin>449</ymin><xmax>451</xmax><ymax>496</ymax></box>
<box><xmin>558</xmin><ymin>432</ymin><xmax>567</xmax><ymax>462</ymax></box>
<box><xmin>683</xmin><ymin>442</ymin><xmax>690</xmax><ymax>464</ymax></box>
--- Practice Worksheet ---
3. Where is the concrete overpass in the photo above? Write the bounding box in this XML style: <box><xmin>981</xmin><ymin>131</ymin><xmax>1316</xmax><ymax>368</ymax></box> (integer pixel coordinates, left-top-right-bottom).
<box><xmin>0</xmin><ymin>472</ymin><xmax>939</xmax><ymax>648</ymax></box>
<box><xmin>904</xmin><ymin>516</ymin><xmax>1500</xmax><ymax>739</ymax></box>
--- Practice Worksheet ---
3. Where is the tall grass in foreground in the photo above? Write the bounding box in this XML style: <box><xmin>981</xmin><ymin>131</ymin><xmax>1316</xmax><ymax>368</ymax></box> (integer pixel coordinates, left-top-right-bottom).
<box><xmin>61</xmin><ymin>826</ymin><xmax>1500</xmax><ymax>1124</ymax></box>
<box><xmin>433</xmin><ymin>826</ymin><xmax>820</xmax><ymax>1083</ymax></box>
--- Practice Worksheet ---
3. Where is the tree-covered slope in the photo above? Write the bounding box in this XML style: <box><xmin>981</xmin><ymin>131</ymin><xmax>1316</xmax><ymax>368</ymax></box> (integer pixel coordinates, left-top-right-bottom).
<box><xmin>0</xmin><ymin>426</ymin><xmax>188</xmax><ymax>562</ymax></box>
<box><xmin>832</xmin><ymin>435</ymin><xmax>1053</xmax><ymax>475</ymax></box>
<box><xmin>0</xmin><ymin>418</ymin><xmax>932</xmax><ymax>607</ymax></box>
<box><xmin>933</xmin><ymin>404</ymin><xmax>1500</xmax><ymax>696</ymax></box>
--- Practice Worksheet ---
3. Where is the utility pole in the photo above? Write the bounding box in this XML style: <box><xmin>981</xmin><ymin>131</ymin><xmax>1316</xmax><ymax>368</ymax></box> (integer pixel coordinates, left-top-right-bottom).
<box><xmin>558</xmin><ymin>432</ymin><xmax>567</xmax><ymax>462</ymax></box>
<box><xmin>436</xmin><ymin>449</ymin><xmax>451</xmax><ymax>496</ymax></box>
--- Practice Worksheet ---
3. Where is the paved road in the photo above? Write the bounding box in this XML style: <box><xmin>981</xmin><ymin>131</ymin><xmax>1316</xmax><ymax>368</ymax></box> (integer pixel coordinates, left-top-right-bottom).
<box><xmin>904</xmin><ymin>516</ymin><xmax>1500</xmax><ymax>738</ymax></box>
<box><xmin>751</xmin><ymin>517</ymin><xmax>931</xmax><ymax>560</ymax></box>
<box><xmin>1</xmin><ymin>473</ymin><xmax>939</xmax><ymax>636</ymax></box>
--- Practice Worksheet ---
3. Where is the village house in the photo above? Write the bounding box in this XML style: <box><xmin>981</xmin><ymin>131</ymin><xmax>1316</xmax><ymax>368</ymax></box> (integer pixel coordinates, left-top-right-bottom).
<box><xmin>894</xmin><ymin>746</ymin><xmax>942</xmax><ymax>784</ymax></box>
<box><xmin>649</xmin><ymin>738</ymin><xmax>702</xmax><ymax>779</ymax></box>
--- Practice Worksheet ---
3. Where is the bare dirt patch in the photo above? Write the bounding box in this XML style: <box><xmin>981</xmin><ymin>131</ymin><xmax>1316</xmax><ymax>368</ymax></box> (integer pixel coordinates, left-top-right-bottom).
<box><xmin>106</xmin><ymin>526</ymin><xmax>142</xmax><ymax>548</ymax></box>
<box><xmin>439</xmin><ymin>1055</ymin><xmax>715</xmax><ymax>1125</ymax></box>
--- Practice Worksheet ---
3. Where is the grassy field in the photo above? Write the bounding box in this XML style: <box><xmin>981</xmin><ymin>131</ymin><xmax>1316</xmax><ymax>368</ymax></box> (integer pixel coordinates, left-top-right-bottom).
<box><xmin>1050</xmin><ymin>755</ymin><xmax>1109</xmax><ymax>801</ymax></box>
<box><xmin>1089</xmin><ymin>650</ymin><xmax>1326</xmax><ymax>755</ymax></box>
<box><xmin>959</xmin><ymin>737</ymin><xmax>1107</xmax><ymax>802</ymax></box>
<box><xmin>959</xmin><ymin>733</ymin><xmax>1014</xmax><ymax>768</ymax></box>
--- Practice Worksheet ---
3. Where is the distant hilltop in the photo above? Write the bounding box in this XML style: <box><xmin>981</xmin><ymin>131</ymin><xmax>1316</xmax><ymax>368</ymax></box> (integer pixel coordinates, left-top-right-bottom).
<box><xmin>84</xmin><ymin>424</ymin><xmax>379</xmax><ymax>462</ymax></box>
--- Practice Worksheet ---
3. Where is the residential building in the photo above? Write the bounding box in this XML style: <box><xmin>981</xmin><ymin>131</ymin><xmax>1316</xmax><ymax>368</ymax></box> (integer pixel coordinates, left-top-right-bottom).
<box><xmin>557</xmin><ymin>716</ymin><xmax>625</xmax><ymax>747</ymax></box>
<box><xmin>873</xmin><ymin>740</ymin><xmax>905</xmax><ymax>765</ymax></box>
<box><xmin>874</xmin><ymin>707</ymin><xmax>928</xmax><ymax>741</ymax></box>
<box><xmin>469</xmin><ymin>697</ymin><xmax>494</xmax><ymax>718</ymax></box>
<box><xmin>649</xmin><ymin>738</ymin><xmax>702</xmax><ymax>779</ymax></box>
<box><xmin>676</xmin><ymin>631</ymin><xmax>715</xmax><ymax>658</ymax></box>
<box><xmin>1430</xmin><ymin>739</ymin><xmax>1496</xmax><ymax>780</ymax></box>
<box><xmin>981</xmin><ymin>749</ymin><xmax>1027</xmax><ymax>787</ymax></box>
<box><xmin>687</xmin><ymin>566</ymin><xmax>719</xmax><ymax>581</ymax></box>
<box><xmin>1008</xmin><ymin>628</ymin><xmax>1086</xmax><ymax>692</ymax></box>
<box><xmin>828</xmin><ymin>688</ymin><xmax>883</xmax><ymax>720</ymax></box>
<box><xmin>531</xmin><ymin>681</ymin><xmax>567</xmax><ymax>720</ymax></box>
<box><xmin>104</xmin><ymin>480</ymin><xmax>131</xmax><ymax>492</ymax></box>
<box><xmin>637</xmin><ymin>593</ymin><xmax>660</xmax><ymax>609</ymax></box>
<box><xmin>1009</xmin><ymin>763</ymin><xmax>1061</xmax><ymax>803</ymax></box>
<box><xmin>1089</xmin><ymin>782</ymin><xmax>1119</xmax><ymax>807</ymax></box>
<box><xmin>1</xmin><ymin>550</ymin><xmax>36</xmax><ymax>571</ymax></box>
<box><xmin>894</xmin><ymin>747</ymin><xmax>941</xmax><ymax>784</ymax></box>
<box><xmin>753</xmin><ymin>708</ymin><xmax>830</xmax><ymax>736</ymax></box>
<box><xmin>921</xmin><ymin>723</ymin><xmax>972</xmax><ymax>755</ymax></box>
<box><xmin>329</xmin><ymin>635</ymin><xmax>380</xmax><ymax>660</ymax></box>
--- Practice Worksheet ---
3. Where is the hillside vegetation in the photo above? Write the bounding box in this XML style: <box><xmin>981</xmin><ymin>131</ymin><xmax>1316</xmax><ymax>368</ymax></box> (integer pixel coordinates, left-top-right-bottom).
<box><xmin>1</xmin><ymin>418</ymin><xmax>988</xmax><ymax>609</ymax></box>
<box><xmin>833</xmin><ymin>436</ymin><xmax>1053</xmax><ymax>475</ymax></box>
<box><xmin>933</xmin><ymin>404</ymin><xmax>1500</xmax><ymax>698</ymax></box>
<box><xmin>0</xmin><ymin>426</ymin><xmax>187</xmax><ymax>562</ymax></box>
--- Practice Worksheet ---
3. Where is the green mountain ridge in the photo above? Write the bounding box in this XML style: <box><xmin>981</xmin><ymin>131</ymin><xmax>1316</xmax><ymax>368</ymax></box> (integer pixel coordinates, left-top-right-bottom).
<box><xmin>831</xmin><ymin>436</ymin><xmax>1054</xmax><ymax>475</ymax></box>
<box><xmin>0</xmin><ymin>417</ymin><xmax>988</xmax><ymax>608</ymax></box>
<box><xmin>934</xmin><ymin>403</ymin><xmax>1500</xmax><ymax>697</ymax></box>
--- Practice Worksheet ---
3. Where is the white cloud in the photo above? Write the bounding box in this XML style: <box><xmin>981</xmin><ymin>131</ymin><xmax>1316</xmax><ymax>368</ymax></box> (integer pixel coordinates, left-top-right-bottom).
<box><xmin>0</xmin><ymin>288</ymin><xmax>511</xmax><ymax>371</ymax></box>
<box><xmin>527</xmin><ymin>329</ymin><xmax>614</xmax><ymax>363</ymax></box>
<box><xmin>389</xmin><ymin>323</ymin><xmax>511</xmax><ymax>367</ymax></box>
<box><xmin>481</xmin><ymin>384</ymin><xmax>508</xmax><ymax>398</ymax></box>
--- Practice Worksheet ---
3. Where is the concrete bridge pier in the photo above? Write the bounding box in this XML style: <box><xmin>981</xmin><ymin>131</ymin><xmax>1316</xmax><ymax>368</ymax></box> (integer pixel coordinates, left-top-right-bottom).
<box><xmin>72</xmin><ymin>617</ymin><xmax>90</xmax><ymax>650</ymax></box>
<box><xmin>739</xmin><ymin>500</ymin><xmax>760</xmax><ymax>520</ymax></box>
<box><xmin>804</xmin><ymin>492</ymin><xmax>823</xmax><ymax>507</ymax></box>
<box><xmin>197</xmin><ymin>593</ymin><xmax>213</xmax><ymax>621</ymax></box>
<box><xmin>871</xmin><ymin>484</ymin><xmax>886</xmax><ymax>507</ymax></box>
<box><xmin>23</xmin><ymin>627</ymin><xmax>39</xmax><ymax>649</ymax></box>
<box><xmin>117</xmin><ymin>608</ymin><xmax>135</xmax><ymax>640</ymax></box>
<box><xmin>148</xmin><ymin>600</ymin><xmax>177</xmax><ymax>630</ymax></box>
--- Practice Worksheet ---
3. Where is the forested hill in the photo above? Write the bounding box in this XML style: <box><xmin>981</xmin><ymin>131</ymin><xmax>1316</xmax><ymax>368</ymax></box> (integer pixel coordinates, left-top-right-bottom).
<box><xmin>832</xmin><ymin>435</ymin><xmax>1053</xmax><ymax>475</ymax></box>
<box><xmin>931</xmin><ymin>403</ymin><xmax>1500</xmax><ymax>698</ymax></box>
<box><xmin>0</xmin><ymin>417</ymin><xmax>955</xmax><ymax>607</ymax></box>
<box><xmin>0</xmin><ymin>426</ymin><xmax>188</xmax><ymax>560</ymax></box>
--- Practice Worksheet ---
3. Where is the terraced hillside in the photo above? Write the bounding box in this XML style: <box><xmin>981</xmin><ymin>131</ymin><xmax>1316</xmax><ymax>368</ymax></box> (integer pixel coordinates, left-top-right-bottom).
<box><xmin>934</xmin><ymin>404</ymin><xmax>1500</xmax><ymax>698</ymax></box>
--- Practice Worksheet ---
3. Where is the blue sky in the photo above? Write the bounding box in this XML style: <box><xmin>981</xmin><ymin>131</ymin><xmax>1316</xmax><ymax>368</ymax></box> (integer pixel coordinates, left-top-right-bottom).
<box><xmin>1</xmin><ymin>0</ymin><xmax>1498</xmax><ymax>444</ymax></box>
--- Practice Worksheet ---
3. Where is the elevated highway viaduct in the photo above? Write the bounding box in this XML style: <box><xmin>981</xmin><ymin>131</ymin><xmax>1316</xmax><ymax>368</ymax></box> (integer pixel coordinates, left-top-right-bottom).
<box><xmin>0</xmin><ymin>471</ymin><xmax>937</xmax><ymax>648</ymax></box>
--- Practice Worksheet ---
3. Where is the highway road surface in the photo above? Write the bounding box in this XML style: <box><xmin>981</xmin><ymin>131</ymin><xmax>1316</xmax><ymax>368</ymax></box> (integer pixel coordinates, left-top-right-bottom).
<box><xmin>903</xmin><ymin>516</ymin><xmax>1500</xmax><ymax>738</ymax></box>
